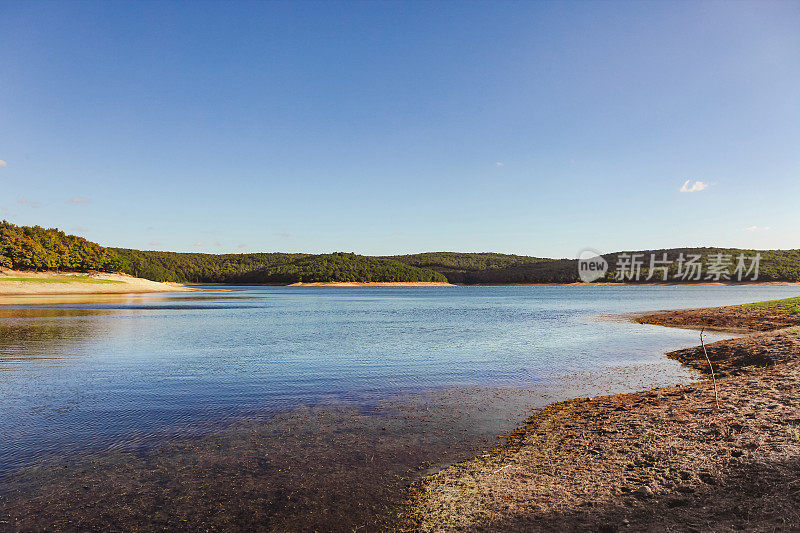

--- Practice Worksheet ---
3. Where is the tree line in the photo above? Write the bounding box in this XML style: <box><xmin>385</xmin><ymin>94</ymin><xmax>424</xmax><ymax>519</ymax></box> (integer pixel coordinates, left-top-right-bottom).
<box><xmin>0</xmin><ymin>220</ymin><xmax>122</xmax><ymax>271</ymax></box>
<box><xmin>390</xmin><ymin>249</ymin><xmax>800</xmax><ymax>283</ymax></box>
<box><xmin>113</xmin><ymin>248</ymin><xmax>448</xmax><ymax>284</ymax></box>
<box><xmin>3</xmin><ymin>221</ymin><xmax>799</xmax><ymax>284</ymax></box>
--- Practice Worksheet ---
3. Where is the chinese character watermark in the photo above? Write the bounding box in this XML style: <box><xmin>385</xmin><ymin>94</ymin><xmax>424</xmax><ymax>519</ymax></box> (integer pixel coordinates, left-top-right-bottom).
<box><xmin>576</xmin><ymin>251</ymin><xmax>761</xmax><ymax>282</ymax></box>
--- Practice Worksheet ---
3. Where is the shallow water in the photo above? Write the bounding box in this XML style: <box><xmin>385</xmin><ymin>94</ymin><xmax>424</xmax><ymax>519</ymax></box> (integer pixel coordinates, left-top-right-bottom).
<box><xmin>1</xmin><ymin>285</ymin><xmax>797</xmax><ymax>480</ymax></box>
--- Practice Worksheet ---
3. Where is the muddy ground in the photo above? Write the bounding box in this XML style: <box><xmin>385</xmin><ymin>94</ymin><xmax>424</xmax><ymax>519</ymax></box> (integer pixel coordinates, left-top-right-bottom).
<box><xmin>404</xmin><ymin>305</ymin><xmax>800</xmax><ymax>532</ymax></box>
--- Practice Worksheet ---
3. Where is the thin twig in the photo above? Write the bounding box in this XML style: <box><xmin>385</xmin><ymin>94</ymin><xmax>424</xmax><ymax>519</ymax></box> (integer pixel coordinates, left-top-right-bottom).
<box><xmin>490</xmin><ymin>464</ymin><xmax>511</xmax><ymax>476</ymax></box>
<box><xmin>700</xmin><ymin>328</ymin><xmax>719</xmax><ymax>409</ymax></box>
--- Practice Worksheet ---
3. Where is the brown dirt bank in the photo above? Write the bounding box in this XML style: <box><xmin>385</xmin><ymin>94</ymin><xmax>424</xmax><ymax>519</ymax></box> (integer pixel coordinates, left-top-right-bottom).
<box><xmin>403</xmin><ymin>304</ymin><xmax>800</xmax><ymax>532</ymax></box>
<box><xmin>635</xmin><ymin>303</ymin><xmax>800</xmax><ymax>333</ymax></box>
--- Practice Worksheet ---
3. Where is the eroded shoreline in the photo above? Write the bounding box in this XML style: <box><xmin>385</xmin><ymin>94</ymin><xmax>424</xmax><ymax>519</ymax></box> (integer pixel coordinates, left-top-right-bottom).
<box><xmin>404</xmin><ymin>298</ymin><xmax>800</xmax><ymax>531</ymax></box>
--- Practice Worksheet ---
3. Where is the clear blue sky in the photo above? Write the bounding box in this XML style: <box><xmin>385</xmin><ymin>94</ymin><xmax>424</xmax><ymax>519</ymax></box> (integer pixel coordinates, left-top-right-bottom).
<box><xmin>1</xmin><ymin>0</ymin><xmax>798</xmax><ymax>258</ymax></box>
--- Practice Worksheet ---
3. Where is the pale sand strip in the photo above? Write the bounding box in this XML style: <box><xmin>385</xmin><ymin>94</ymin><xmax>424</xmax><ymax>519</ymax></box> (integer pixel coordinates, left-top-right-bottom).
<box><xmin>0</xmin><ymin>270</ymin><xmax>198</xmax><ymax>304</ymax></box>
<box><xmin>286</xmin><ymin>281</ymin><xmax>455</xmax><ymax>287</ymax></box>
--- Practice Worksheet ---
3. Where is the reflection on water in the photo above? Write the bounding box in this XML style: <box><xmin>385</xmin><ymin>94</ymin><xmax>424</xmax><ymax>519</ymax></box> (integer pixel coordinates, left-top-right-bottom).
<box><xmin>0</xmin><ymin>309</ymin><xmax>114</xmax><ymax>365</ymax></box>
<box><xmin>0</xmin><ymin>285</ymin><xmax>799</xmax><ymax>529</ymax></box>
<box><xmin>0</xmin><ymin>291</ymin><xmax>252</xmax><ymax>307</ymax></box>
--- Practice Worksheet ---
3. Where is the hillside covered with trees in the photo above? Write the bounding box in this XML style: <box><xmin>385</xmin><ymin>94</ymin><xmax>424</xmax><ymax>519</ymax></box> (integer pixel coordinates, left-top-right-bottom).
<box><xmin>0</xmin><ymin>220</ymin><xmax>123</xmax><ymax>271</ymax></box>
<box><xmin>2</xmin><ymin>221</ymin><xmax>799</xmax><ymax>284</ymax></box>
<box><xmin>113</xmin><ymin>249</ymin><xmax>448</xmax><ymax>284</ymax></box>
<box><xmin>384</xmin><ymin>252</ymin><xmax>552</xmax><ymax>284</ymax></box>
<box><xmin>0</xmin><ymin>222</ymin><xmax>446</xmax><ymax>283</ymax></box>
<box><xmin>393</xmin><ymin>249</ymin><xmax>800</xmax><ymax>283</ymax></box>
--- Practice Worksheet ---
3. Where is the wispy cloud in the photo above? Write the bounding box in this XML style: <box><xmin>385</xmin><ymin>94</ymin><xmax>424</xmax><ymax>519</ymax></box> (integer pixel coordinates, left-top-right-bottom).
<box><xmin>68</xmin><ymin>197</ymin><xmax>89</xmax><ymax>204</ymax></box>
<box><xmin>745</xmin><ymin>225</ymin><xmax>771</xmax><ymax>232</ymax></box>
<box><xmin>18</xmin><ymin>198</ymin><xmax>41</xmax><ymax>208</ymax></box>
<box><xmin>0</xmin><ymin>160</ymin><xmax>7</xmax><ymax>168</ymax></box>
<box><xmin>194</xmin><ymin>241</ymin><xmax>205</xmax><ymax>247</ymax></box>
<box><xmin>679</xmin><ymin>180</ymin><xmax>709</xmax><ymax>193</ymax></box>
<box><xmin>495</xmin><ymin>162</ymin><xmax>503</xmax><ymax>167</ymax></box>
<box><xmin>148</xmin><ymin>240</ymin><xmax>162</xmax><ymax>247</ymax></box>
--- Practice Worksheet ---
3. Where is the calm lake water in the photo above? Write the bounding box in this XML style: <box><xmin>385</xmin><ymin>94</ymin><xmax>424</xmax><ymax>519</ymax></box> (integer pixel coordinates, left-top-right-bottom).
<box><xmin>1</xmin><ymin>285</ymin><xmax>798</xmax><ymax>480</ymax></box>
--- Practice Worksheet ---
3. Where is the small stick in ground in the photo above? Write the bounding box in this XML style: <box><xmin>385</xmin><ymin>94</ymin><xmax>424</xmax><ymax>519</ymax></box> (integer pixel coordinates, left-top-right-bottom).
<box><xmin>700</xmin><ymin>327</ymin><xmax>719</xmax><ymax>409</ymax></box>
<box><xmin>490</xmin><ymin>464</ymin><xmax>512</xmax><ymax>476</ymax></box>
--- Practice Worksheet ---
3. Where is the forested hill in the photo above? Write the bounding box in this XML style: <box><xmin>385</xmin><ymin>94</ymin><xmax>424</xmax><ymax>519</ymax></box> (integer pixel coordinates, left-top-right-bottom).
<box><xmin>0</xmin><ymin>220</ymin><xmax>122</xmax><ymax>271</ymax></box>
<box><xmin>385</xmin><ymin>252</ymin><xmax>552</xmax><ymax>284</ymax></box>
<box><xmin>112</xmin><ymin>249</ymin><xmax>448</xmax><ymax>284</ymax></box>
<box><xmin>0</xmin><ymin>221</ymin><xmax>446</xmax><ymax>283</ymax></box>
<box><xmin>2</xmin><ymin>221</ymin><xmax>799</xmax><ymax>284</ymax></box>
<box><xmin>391</xmin><ymin>249</ymin><xmax>800</xmax><ymax>284</ymax></box>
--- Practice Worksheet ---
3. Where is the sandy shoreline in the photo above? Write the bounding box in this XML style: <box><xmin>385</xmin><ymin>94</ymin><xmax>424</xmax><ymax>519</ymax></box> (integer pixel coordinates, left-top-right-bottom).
<box><xmin>0</xmin><ymin>269</ymin><xmax>197</xmax><ymax>304</ymax></box>
<box><xmin>404</xmin><ymin>299</ymin><xmax>800</xmax><ymax>531</ymax></box>
<box><xmin>2</xmin><ymin>270</ymin><xmax>793</xmax><ymax>294</ymax></box>
<box><xmin>465</xmin><ymin>281</ymin><xmax>800</xmax><ymax>287</ymax></box>
<box><xmin>287</xmin><ymin>281</ymin><xmax>456</xmax><ymax>287</ymax></box>
<box><xmin>291</xmin><ymin>281</ymin><xmax>799</xmax><ymax>288</ymax></box>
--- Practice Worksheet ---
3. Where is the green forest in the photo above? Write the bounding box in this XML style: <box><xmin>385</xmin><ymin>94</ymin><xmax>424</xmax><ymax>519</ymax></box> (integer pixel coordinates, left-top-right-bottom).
<box><xmin>390</xmin><ymin>249</ymin><xmax>800</xmax><ymax>284</ymax></box>
<box><xmin>0</xmin><ymin>221</ymin><xmax>123</xmax><ymax>271</ymax></box>
<box><xmin>113</xmin><ymin>248</ymin><xmax>448</xmax><ymax>284</ymax></box>
<box><xmin>2</xmin><ymin>221</ymin><xmax>800</xmax><ymax>284</ymax></box>
<box><xmin>384</xmin><ymin>252</ymin><xmax>552</xmax><ymax>284</ymax></box>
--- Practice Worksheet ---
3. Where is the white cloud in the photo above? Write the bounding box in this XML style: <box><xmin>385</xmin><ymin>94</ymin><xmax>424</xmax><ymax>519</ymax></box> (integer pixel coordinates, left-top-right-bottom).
<box><xmin>0</xmin><ymin>160</ymin><xmax>7</xmax><ymax>167</ymax></box>
<box><xmin>18</xmin><ymin>197</ymin><xmax>41</xmax><ymax>208</ymax></box>
<box><xmin>68</xmin><ymin>197</ymin><xmax>89</xmax><ymax>204</ymax></box>
<box><xmin>495</xmin><ymin>162</ymin><xmax>503</xmax><ymax>167</ymax></box>
<box><xmin>194</xmin><ymin>241</ymin><xmax>205</xmax><ymax>247</ymax></box>
<box><xmin>680</xmin><ymin>180</ymin><xmax>709</xmax><ymax>193</ymax></box>
<box><xmin>745</xmin><ymin>225</ymin><xmax>771</xmax><ymax>232</ymax></box>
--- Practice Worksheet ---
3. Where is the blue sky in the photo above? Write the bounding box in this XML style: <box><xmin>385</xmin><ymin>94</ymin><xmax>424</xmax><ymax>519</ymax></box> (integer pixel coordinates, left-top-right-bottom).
<box><xmin>1</xmin><ymin>0</ymin><xmax>798</xmax><ymax>258</ymax></box>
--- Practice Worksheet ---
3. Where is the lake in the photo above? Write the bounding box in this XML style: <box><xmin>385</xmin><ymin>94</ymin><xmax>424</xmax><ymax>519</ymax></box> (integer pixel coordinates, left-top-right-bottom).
<box><xmin>1</xmin><ymin>285</ymin><xmax>798</xmax><ymax>529</ymax></box>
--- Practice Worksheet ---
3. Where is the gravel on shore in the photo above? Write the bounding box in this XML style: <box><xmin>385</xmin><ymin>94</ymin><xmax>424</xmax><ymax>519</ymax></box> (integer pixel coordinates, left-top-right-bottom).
<box><xmin>403</xmin><ymin>302</ymin><xmax>800</xmax><ymax>532</ymax></box>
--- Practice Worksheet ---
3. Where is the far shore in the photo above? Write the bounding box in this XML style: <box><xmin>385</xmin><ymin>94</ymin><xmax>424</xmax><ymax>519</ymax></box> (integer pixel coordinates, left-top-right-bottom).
<box><xmin>472</xmin><ymin>281</ymin><xmax>800</xmax><ymax>287</ymax></box>
<box><xmin>288</xmin><ymin>281</ymin><xmax>800</xmax><ymax>287</ymax></box>
<box><xmin>1</xmin><ymin>269</ymin><xmax>797</xmax><ymax>298</ymax></box>
<box><xmin>286</xmin><ymin>281</ymin><xmax>455</xmax><ymax>287</ymax></box>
